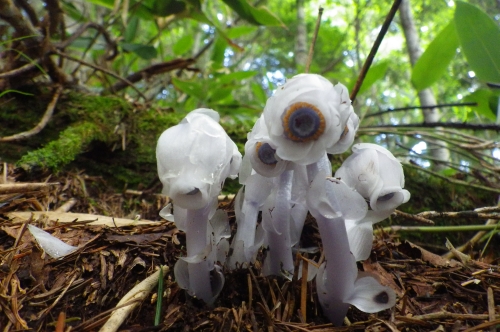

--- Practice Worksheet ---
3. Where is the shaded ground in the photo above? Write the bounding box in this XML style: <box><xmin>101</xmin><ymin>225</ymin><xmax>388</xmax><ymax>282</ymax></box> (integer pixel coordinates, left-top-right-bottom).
<box><xmin>0</xmin><ymin>165</ymin><xmax>499</xmax><ymax>331</ymax></box>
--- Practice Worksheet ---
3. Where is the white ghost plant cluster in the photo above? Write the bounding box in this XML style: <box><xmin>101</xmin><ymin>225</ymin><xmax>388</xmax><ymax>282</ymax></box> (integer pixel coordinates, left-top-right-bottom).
<box><xmin>335</xmin><ymin>143</ymin><xmax>411</xmax><ymax>261</ymax></box>
<box><xmin>156</xmin><ymin>108</ymin><xmax>241</xmax><ymax>305</ymax></box>
<box><xmin>229</xmin><ymin>74</ymin><xmax>359</xmax><ymax>277</ymax></box>
<box><xmin>307</xmin><ymin>171</ymin><xmax>396</xmax><ymax>325</ymax></box>
<box><xmin>156</xmin><ymin>74</ymin><xmax>410</xmax><ymax>325</ymax></box>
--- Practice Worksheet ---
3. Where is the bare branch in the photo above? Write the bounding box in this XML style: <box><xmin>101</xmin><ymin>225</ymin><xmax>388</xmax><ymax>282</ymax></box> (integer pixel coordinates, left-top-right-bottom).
<box><xmin>104</xmin><ymin>58</ymin><xmax>196</xmax><ymax>94</ymax></box>
<box><xmin>14</xmin><ymin>0</ymin><xmax>38</xmax><ymax>27</ymax></box>
<box><xmin>54</xmin><ymin>50</ymin><xmax>147</xmax><ymax>100</ymax></box>
<box><xmin>55</xmin><ymin>22</ymin><xmax>118</xmax><ymax>60</ymax></box>
<box><xmin>0</xmin><ymin>61</ymin><xmax>39</xmax><ymax>79</ymax></box>
<box><xmin>350</xmin><ymin>0</ymin><xmax>402</xmax><ymax>102</ymax></box>
<box><xmin>0</xmin><ymin>85</ymin><xmax>63</xmax><ymax>142</ymax></box>
<box><xmin>364</xmin><ymin>102</ymin><xmax>478</xmax><ymax>118</ymax></box>
<box><xmin>362</xmin><ymin>122</ymin><xmax>500</xmax><ymax>131</ymax></box>
<box><xmin>305</xmin><ymin>7</ymin><xmax>323</xmax><ymax>73</ymax></box>
<box><xmin>0</xmin><ymin>0</ymin><xmax>43</xmax><ymax>47</ymax></box>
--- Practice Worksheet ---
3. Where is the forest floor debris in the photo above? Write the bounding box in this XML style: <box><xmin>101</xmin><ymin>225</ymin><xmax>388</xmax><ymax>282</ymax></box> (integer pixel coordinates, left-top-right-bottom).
<box><xmin>0</xmin><ymin>165</ymin><xmax>499</xmax><ymax>331</ymax></box>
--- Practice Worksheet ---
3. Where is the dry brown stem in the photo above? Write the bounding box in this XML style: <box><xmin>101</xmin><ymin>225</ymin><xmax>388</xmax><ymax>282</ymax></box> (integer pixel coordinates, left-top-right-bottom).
<box><xmin>0</xmin><ymin>182</ymin><xmax>59</xmax><ymax>194</ymax></box>
<box><xmin>0</xmin><ymin>85</ymin><xmax>63</xmax><ymax>142</ymax></box>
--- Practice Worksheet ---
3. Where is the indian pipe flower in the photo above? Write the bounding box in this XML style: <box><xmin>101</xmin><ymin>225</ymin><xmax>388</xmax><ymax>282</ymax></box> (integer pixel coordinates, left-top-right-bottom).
<box><xmin>307</xmin><ymin>172</ymin><xmax>396</xmax><ymax>326</ymax></box>
<box><xmin>262</xmin><ymin>74</ymin><xmax>358</xmax><ymax>165</ymax></box>
<box><xmin>244</xmin><ymin>115</ymin><xmax>289</xmax><ymax>178</ymax></box>
<box><xmin>335</xmin><ymin>143</ymin><xmax>411</xmax><ymax>260</ymax></box>
<box><xmin>156</xmin><ymin>108</ymin><xmax>241</xmax><ymax>304</ymax></box>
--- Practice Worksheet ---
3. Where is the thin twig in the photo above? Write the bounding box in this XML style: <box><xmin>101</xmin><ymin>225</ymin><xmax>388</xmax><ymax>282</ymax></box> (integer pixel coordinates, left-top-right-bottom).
<box><xmin>393</xmin><ymin>210</ymin><xmax>434</xmax><ymax>225</ymax></box>
<box><xmin>442</xmin><ymin>219</ymin><xmax>498</xmax><ymax>260</ymax></box>
<box><xmin>305</xmin><ymin>7</ymin><xmax>323</xmax><ymax>73</ymax></box>
<box><xmin>99</xmin><ymin>266</ymin><xmax>169</xmax><ymax>332</ymax></box>
<box><xmin>0</xmin><ymin>182</ymin><xmax>60</xmax><ymax>194</ymax></box>
<box><xmin>362</xmin><ymin>122</ymin><xmax>500</xmax><ymax>131</ymax></box>
<box><xmin>403</xmin><ymin>162</ymin><xmax>500</xmax><ymax>194</ymax></box>
<box><xmin>487</xmin><ymin>287</ymin><xmax>497</xmax><ymax>332</ymax></box>
<box><xmin>397</xmin><ymin>312</ymin><xmax>492</xmax><ymax>321</ymax></box>
<box><xmin>379</xmin><ymin>224</ymin><xmax>500</xmax><ymax>233</ymax></box>
<box><xmin>364</xmin><ymin>102</ymin><xmax>477</xmax><ymax>118</ymax></box>
<box><xmin>365</xmin><ymin>102</ymin><xmax>478</xmax><ymax>118</ymax></box>
<box><xmin>53</xmin><ymin>50</ymin><xmax>147</xmax><ymax>100</ymax></box>
<box><xmin>350</xmin><ymin>0</ymin><xmax>402</xmax><ymax>102</ymax></box>
<box><xmin>415</xmin><ymin>210</ymin><xmax>500</xmax><ymax>220</ymax></box>
<box><xmin>36</xmin><ymin>273</ymin><xmax>78</xmax><ymax>322</ymax></box>
<box><xmin>55</xmin><ymin>22</ymin><xmax>118</xmax><ymax>60</ymax></box>
<box><xmin>0</xmin><ymin>86</ymin><xmax>63</xmax><ymax>142</ymax></box>
<box><xmin>0</xmin><ymin>61</ymin><xmax>40</xmax><ymax>79</ymax></box>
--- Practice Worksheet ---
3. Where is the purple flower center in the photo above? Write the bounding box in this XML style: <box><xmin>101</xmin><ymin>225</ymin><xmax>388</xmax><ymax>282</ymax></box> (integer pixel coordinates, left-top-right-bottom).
<box><xmin>282</xmin><ymin>102</ymin><xmax>325</xmax><ymax>142</ymax></box>
<box><xmin>256</xmin><ymin>142</ymin><xmax>278</xmax><ymax>165</ymax></box>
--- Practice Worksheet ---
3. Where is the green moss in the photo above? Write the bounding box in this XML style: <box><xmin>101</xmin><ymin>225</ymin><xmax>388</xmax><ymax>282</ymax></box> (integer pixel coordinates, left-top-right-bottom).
<box><xmin>10</xmin><ymin>91</ymin><xmax>136</xmax><ymax>172</ymax></box>
<box><xmin>18</xmin><ymin>122</ymin><xmax>106</xmax><ymax>170</ymax></box>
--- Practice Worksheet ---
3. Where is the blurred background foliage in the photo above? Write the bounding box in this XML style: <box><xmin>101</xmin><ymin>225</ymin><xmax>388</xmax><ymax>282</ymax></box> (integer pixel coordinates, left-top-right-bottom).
<box><xmin>0</xmin><ymin>0</ymin><xmax>499</xmax><ymax>197</ymax></box>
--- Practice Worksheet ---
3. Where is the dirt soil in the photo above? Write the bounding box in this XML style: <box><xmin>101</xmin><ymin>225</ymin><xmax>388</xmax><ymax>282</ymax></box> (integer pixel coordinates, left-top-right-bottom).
<box><xmin>0</xmin><ymin>165</ymin><xmax>499</xmax><ymax>332</ymax></box>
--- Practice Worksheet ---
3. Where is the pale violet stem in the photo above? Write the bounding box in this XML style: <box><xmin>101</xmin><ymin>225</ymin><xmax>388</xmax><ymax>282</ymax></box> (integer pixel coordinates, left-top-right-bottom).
<box><xmin>186</xmin><ymin>206</ymin><xmax>212</xmax><ymax>303</ymax></box>
<box><xmin>234</xmin><ymin>199</ymin><xmax>258</xmax><ymax>245</ymax></box>
<box><xmin>307</xmin><ymin>157</ymin><xmax>342</xmax><ymax>213</ymax></box>
<box><xmin>266</xmin><ymin>170</ymin><xmax>294</xmax><ymax>275</ymax></box>
<box><xmin>315</xmin><ymin>213</ymin><xmax>356</xmax><ymax>324</ymax></box>
<box><xmin>317</xmin><ymin>153</ymin><xmax>332</xmax><ymax>175</ymax></box>
<box><xmin>306</xmin><ymin>160</ymin><xmax>320</xmax><ymax>184</ymax></box>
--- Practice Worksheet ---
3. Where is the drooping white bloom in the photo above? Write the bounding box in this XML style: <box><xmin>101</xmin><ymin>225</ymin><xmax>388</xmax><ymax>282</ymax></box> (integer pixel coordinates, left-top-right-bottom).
<box><xmin>156</xmin><ymin>109</ymin><xmax>241</xmax><ymax>210</ymax></box>
<box><xmin>156</xmin><ymin>108</ymin><xmax>242</xmax><ymax>305</ymax></box>
<box><xmin>307</xmin><ymin>172</ymin><xmax>396</xmax><ymax>326</ymax></box>
<box><xmin>335</xmin><ymin>143</ymin><xmax>411</xmax><ymax>260</ymax></box>
<box><xmin>262</xmin><ymin>74</ymin><xmax>358</xmax><ymax>164</ymax></box>
<box><xmin>244</xmin><ymin>115</ymin><xmax>289</xmax><ymax>178</ymax></box>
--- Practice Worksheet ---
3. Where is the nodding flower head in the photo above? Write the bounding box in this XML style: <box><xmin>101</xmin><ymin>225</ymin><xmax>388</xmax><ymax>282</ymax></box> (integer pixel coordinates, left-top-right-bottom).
<box><xmin>282</xmin><ymin>102</ymin><xmax>326</xmax><ymax>142</ymax></box>
<box><xmin>263</xmin><ymin>74</ymin><xmax>358</xmax><ymax>164</ymax></box>
<box><xmin>244</xmin><ymin>116</ymin><xmax>289</xmax><ymax>177</ymax></box>
<box><xmin>335</xmin><ymin>143</ymin><xmax>410</xmax><ymax>213</ymax></box>
<box><xmin>156</xmin><ymin>108</ymin><xmax>242</xmax><ymax>210</ymax></box>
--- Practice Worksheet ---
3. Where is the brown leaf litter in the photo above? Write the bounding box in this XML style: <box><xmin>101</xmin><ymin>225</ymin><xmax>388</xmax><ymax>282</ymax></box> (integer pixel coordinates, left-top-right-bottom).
<box><xmin>0</xmin><ymin>165</ymin><xmax>499</xmax><ymax>331</ymax></box>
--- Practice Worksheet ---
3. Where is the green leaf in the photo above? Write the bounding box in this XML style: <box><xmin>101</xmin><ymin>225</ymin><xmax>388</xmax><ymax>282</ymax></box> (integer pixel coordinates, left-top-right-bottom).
<box><xmin>221</xmin><ymin>0</ymin><xmax>284</xmax><ymax>27</ymax></box>
<box><xmin>172</xmin><ymin>78</ymin><xmax>205</xmax><ymax>99</ymax></box>
<box><xmin>464</xmin><ymin>89</ymin><xmax>498</xmax><ymax>120</ymax></box>
<box><xmin>61</xmin><ymin>1</ymin><xmax>87</xmax><ymax>21</ymax></box>
<box><xmin>188</xmin><ymin>10</ymin><xmax>243</xmax><ymax>51</ymax></box>
<box><xmin>0</xmin><ymin>90</ymin><xmax>34</xmax><ymax>98</ymax></box>
<box><xmin>121</xmin><ymin>43</ymin><xmax>157</xmax><ymax>60</ymax></box>
<box><xmin>211</xmin><ymin>37</ymin><xmax>227</xmax><ymax>69</ymax></box>
<box><xmin>348</xmin><ymin>61</ymin><xmax>389</xmax><ymax>95</ymax></box>
<box><xmin>154</xmin><ymin>266</ymin><xmax>164</xmax><ymax>326</ymax></box>
<box><xmin>215</xmin><ymin>70</ymin><xmax>258</xmax><ymax>84</ymax></box>
<box><xmin>152</xmin><ymin>0</ymin><xmax>186</xmax><ymax>16</ymax></box>
<box><xmin>412</xmin><ymin>21</ymin><xmax>459</xmax><ymax>91</ymax></box>
<box><xmin>129</xmin><ymin>2</ymin><xmax>155</xmax><ymax>20</ymax></box>
<box><xmin>454</xmin><ymin>1</ymin><xmax>500</xmax><ymax>84</ymax></box>
<box><xmin>226</xmin><ymin>26</ymin><xmax>258</xmax><ymax>39</ymax></box>
<box><xmin>173</xmin><ymin>35</ymin><xmax>194</xmax><ymax>55</ymax></box>
<box><xmin>208</xmin><ymin>87</ymin><xmax>233</xmax><ymax>102</ymax></box>
<box><xmin>85</xmin><ymin>0</ymin><xmax>114</xmax><ymax>9</ymax></box>
<box><xmin>251</xmin><ymin>82</ymin><xmax>267</xmax><ymax>105</ymax></box>
<box><xmin>440</xmin><ymin>168</ymin><xmax>457</xmax><ymax>177</ymax></box>
<box><xmin>124</xmin><ymin>16</ymin><xmax>139</xmax><ymax>43</ymax></box>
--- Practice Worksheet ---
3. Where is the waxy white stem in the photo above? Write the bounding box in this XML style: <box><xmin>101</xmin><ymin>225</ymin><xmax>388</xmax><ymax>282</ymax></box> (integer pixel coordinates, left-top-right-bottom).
<box><xmin>186</xmin><ymin>206</ymin><xmax>212</xmax><ymax>303</ymax></box>
<box><xmin>315</xmin><ymin>214</ymin><xmax>355</xmax><ymax>325</ymax></box>
<box><xmin>264</xmin><ymin>170</ymin><xmax>294</xmax><ymax>276</ymax></box>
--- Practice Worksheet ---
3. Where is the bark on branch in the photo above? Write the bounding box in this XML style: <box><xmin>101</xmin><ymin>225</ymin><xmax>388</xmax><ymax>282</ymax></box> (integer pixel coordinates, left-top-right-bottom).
<box><xmin>362</xmin><ymin>122</ymin><xmax>500</xmax><ymax>131</ymax></box>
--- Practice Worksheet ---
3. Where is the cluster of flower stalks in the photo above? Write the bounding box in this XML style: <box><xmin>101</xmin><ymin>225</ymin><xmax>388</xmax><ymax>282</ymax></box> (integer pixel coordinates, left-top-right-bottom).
<box><xmin>156</xmin><ymin>74</ymin><xmax>410</xmax><ymax>326</ymax></box>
